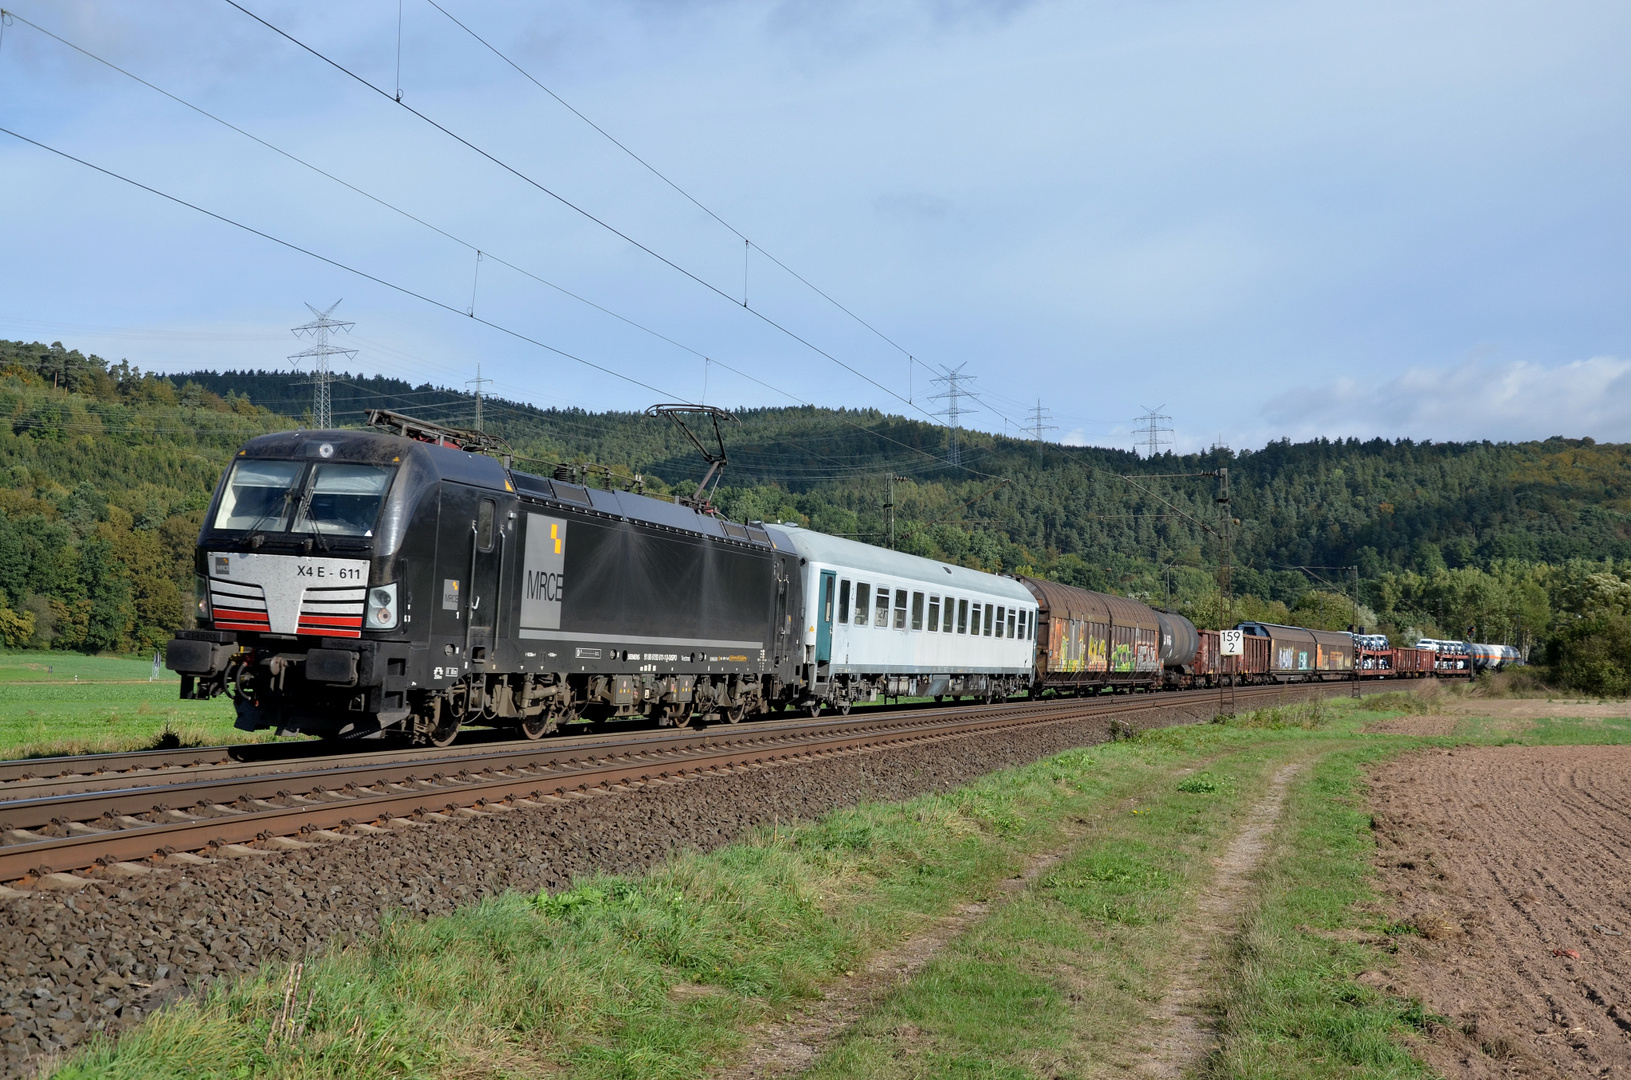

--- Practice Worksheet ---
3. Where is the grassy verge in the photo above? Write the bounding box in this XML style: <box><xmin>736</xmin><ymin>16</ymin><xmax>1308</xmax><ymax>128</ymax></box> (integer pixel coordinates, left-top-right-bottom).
<box><xmin>0</xmin><ymin>649</ymin><xmax>252</xmax><ymax>759</ymax></box>
<box><xmin>1203</xmin><ymin>745</ymin><xmax>1436</xmax><ymax>1079</ymax></box>
<box><xmin>55</xmin><ymin>690</ymin><xmax>1631</xmax><ymax>1079</ymax></box>
<box><xmin>59</xmin><ymin>711</ymin><xmax>1318</xmax><ymax>1080</ymax></box>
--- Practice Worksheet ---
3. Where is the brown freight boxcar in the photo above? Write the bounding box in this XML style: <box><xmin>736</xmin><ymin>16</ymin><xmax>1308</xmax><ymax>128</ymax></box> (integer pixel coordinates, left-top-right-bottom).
<box><xmin>1017</xmin><ymin>576</ymin><xmax>1162</xmax><ymax>692</ymax></box>
<box><xmin>1181</xmin><ymin>626</ymin><xmax>1271</xmax><ymax>685</ymax></box>
<box><xmin>1238</xmin><ymin>622</ymin><xmax>1353</xmax><ymax>681</ymax></box>
<box><xmin>1392</xmin><ymin>646</ymin><xmax>1437</xmax><ymax>677</ymax></box>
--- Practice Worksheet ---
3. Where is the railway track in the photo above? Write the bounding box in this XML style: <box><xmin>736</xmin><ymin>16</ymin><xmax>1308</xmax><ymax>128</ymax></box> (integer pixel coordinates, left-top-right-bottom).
<box><xmin>0</xmin><ymin>683</ymin><xmax>1355</xmax><ymax>889</ymax></box>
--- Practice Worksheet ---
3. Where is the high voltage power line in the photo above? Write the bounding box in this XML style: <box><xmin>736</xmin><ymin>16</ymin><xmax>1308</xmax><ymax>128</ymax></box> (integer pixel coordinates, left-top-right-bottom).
<box><xmin>218</xmin><ymin>0</ymin><xmax>987</xmax><ymax>432</ymax></box>
<box><xmin>0</xmin><ymin>6</ymin><xmax>1021</xmax><ymax>482</ymax></box>
<box><xmin>415</xmin><ymin>0</ymin><xmax>973</xmax><ymax>414</ymax></box>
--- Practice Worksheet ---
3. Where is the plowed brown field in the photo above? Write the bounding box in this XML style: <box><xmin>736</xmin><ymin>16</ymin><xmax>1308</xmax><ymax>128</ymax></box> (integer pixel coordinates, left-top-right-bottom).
<box><xmin>1370</xmin><ymin>745</ymin><xmax>1631</xmax><ymax>1078</ymax></box>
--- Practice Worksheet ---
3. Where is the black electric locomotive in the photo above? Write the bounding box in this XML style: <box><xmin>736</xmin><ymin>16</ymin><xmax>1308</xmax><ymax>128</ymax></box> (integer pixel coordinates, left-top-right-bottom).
<box><xmin>166</xmin><ymin>420</ymin><xmax>806</xmax><ymax>744</ymax></box>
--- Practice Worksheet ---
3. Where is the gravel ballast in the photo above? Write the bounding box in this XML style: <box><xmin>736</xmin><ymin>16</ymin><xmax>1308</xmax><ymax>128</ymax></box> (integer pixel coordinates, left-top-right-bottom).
<box><xmin>0</xmin><ymin>690</ymin><xmax>1333</xmax><ymax>1074</ymax></box>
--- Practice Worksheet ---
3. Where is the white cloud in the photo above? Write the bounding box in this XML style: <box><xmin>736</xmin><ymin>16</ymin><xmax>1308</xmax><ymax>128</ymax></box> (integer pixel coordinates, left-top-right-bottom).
<box><xmin>1259</xmin><ymin>354</ymin><xmax>1631</xmax><ymax>443</ymax></box>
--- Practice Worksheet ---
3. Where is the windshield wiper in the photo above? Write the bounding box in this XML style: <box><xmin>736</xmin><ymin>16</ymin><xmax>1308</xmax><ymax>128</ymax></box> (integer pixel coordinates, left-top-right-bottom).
<box><xmin>292</xmin><ymin>484</ymin><xmax>330</xmax><ymax>554</ymax></box>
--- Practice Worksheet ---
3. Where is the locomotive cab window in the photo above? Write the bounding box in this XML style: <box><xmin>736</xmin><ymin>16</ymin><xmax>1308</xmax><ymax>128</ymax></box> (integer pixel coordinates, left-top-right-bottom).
<box><xmin>218</xmin><ymin>460</ymin><xmax>396</xmax><ymax>538</ymax></box>
<box><xmin>874</xmin><ymin>587</ymin><xmax>890</xmax><ymax>627</ymax></box>
<box><xmin>911</xmin><ymin>592</ymin><xmax>925</xmax><ymax>630</ymax></box>
<box><xmin>854</xmin><ymin>583</ymin><xmax>870</xmax><ymax>625</ymax></box>
<box><xmin>477</xmin><ymin>499</ymin><xmax>496</xmax><ymax>551</ymax></box>
<box><xmin>958</xmin><ymin>598</ymin><xmax>969</xmax><ymax>634</ymax></box>
<box><xmin>928</xmin><ymin>596</ymin><xmax>940</xmax><ymax>632</ymax></box>
<box><xmin>213</xmin><ymin>459</ymin><xmax>302</xmax><ymax>531</ymax></box>
<box><xmin>838</xmin><ymin>580</ymin><xmax>851</xmax><ymax>623</ymax></box>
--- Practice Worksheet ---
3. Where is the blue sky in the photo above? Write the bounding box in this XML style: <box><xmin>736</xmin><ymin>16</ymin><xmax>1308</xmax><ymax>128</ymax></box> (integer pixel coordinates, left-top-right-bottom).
<box><xmin>2</xmin><ymin>0</ymin><xmax>1628</xmax><ymax>452</ymax></box>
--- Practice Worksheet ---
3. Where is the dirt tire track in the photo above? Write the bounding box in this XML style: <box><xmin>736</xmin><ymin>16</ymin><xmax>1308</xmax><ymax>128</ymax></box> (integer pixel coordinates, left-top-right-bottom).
<box><xmin>1369</xmin><ymin>745</ymin><xmax>1631</xmax><ymax>1079</ymax></box>
<box><xmin>1112</xmin><ymin>760</ymin><xmax>1307</xmax><ymax>1078</ymax></box>
<box><xmin>711</xmin><ymin>841</ymin><xmax>1079</xmax><ymax>1079</ymax></box>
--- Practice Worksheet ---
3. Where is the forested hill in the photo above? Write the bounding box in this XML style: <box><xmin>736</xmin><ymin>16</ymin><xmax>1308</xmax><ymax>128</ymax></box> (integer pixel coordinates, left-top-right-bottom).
<box><xmin>176</xmin><ymin>365</ymin><xmax>1631</xmax><ymax>578</ymax></box>
<box><xmin>2</xmin><ymin>338</ymin><xmax>1629</xmax><ymax>657</ymax></box>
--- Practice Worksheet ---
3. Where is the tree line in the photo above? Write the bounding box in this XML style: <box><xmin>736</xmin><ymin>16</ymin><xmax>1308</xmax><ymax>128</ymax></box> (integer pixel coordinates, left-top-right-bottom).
<box><xmin>7</xmin><ymin>341</ymin><xmax>1631</xmax><ymax>693</ymax></box>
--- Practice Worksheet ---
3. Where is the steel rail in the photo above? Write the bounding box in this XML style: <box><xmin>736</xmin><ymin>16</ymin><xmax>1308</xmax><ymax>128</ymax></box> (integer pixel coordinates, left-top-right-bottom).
<box><xmin>0</xmin><ymin>695</ymin><xmax>1109</xmax><ymax>806</ymax></box>
<box><xmin>0</xmin><ymin>693</ymin><xmax>1082</xmax><ymax>786</ymax></box>
<box><xmin>0</xmin><ymin>683</ymin><xmax>1353</xmax><ymax>885</ymax></box>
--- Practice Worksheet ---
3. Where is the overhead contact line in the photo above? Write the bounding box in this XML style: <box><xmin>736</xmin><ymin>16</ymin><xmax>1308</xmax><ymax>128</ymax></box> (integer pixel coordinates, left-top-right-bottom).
<box><xmin>219</xmin><ymin>1</ymin><xmax>952</xmax><ymax>431</ymax></box>
<box><xmin>3</xmin><ymin>7</ymin><xmax>1013</xmax><ymax>483</ymax></box>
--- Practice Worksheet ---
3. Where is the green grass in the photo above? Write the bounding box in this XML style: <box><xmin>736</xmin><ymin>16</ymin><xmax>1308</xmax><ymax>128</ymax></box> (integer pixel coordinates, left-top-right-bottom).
<box><xmin>52</xmin><ymin>689</ymin><xmax>1631</xmax><ymax>1080</ymax></box>
<box><xmin>0</xmin><ymin>649</ymin><xmax>250</xmax><ymax>759</ymax></box>
<box><xmin>59</xmin><ymin>715</ymin><xmax>1305</xmax><ymax>1079</ymax></box>
<box><xmin>1204</xmin><ymin>746</ymin><xmax>1438</xmax><ymax>1079</ymax></box>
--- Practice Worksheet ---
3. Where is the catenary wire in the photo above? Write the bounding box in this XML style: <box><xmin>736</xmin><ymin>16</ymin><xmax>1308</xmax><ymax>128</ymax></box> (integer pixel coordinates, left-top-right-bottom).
<box><xmin>220</xmin><ymin>0</ymin><xmax>963</xmax><ymax>431</ymax></box>
<box><xmin>419</xmin><ymin>0</ymin><xmax>972</xmax><ymax>407</ymax></box>
<box><xmin>0</xmin><ymin>124</ymin><xmax>686</xmax><ymax>403</ymax></box>
<box><xmin>1</xmin><ymin>8</ymin><xmax>1013</xmax><ymax>484</ymax></box>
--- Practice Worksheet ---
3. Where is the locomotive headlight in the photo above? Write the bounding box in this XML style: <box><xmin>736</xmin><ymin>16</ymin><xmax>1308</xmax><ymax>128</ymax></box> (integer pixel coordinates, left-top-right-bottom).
<box><xmin>365</xmin><ymin>583</ymin><xmax>398</xmax><ymax>630</ymax></box>
<box><xmin>195</xmin><ymin>574</ymin><xmax>211</xmax><ymax>622</ymax></box>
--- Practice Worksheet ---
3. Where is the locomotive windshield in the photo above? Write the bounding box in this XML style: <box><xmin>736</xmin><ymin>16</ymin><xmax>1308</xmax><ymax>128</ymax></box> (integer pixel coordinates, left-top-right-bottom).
<box><xmin>213</xmin><ymin>459</ymin><xmax>395</xmax><ymax>537</ymax></box>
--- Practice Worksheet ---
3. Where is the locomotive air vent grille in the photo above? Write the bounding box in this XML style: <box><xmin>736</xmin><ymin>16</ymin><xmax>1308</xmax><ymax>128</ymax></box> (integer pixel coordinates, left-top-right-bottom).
<box><xmin>299</xmin><ymin>585</ymin><xmax>367</xmax><ymax>638</ymax></box>
<box><xmin>209</xmin><ymin>579</ymin><xmax>269</xmax><ymax>632</ymax></box>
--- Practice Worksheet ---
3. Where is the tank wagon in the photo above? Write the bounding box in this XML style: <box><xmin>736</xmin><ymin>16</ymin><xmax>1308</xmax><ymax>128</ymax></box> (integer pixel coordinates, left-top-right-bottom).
<box><xmin>1468</xmin><ymin>643</ymin><xmax>1524</xmax><ymax>671</ymax></box>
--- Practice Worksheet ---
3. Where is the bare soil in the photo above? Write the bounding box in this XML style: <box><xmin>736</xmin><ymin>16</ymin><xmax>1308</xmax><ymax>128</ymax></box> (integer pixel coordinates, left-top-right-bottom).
<box><xmin>1436</xmin><ymin>698</ymin><xmax>1631</xmax><ymax>722</ymax></box>
<box><xmin>1368</xmin><ymin>745</ymin><xmax>1631</xmax><ymax>1078</ymax></box>
<box><xmin>1363</xmin><ymin>716</ymin><xmax>1461</xmax><ymax>736</ymax></box>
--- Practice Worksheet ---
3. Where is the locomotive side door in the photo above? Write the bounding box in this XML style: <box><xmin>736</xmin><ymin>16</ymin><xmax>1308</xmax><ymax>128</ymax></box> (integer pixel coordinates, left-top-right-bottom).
<box><xmin>465</xmin><ymin>495</ymin><xmax>502</xmax><ymax>664</ymax></box>
<box><xmin>772</xmin><ymin>554</ymin><xmax>799</xmax><ymax>676</ymax></box>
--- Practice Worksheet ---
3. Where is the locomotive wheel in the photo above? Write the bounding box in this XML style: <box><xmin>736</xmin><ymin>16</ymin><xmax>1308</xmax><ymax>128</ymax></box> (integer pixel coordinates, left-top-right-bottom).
<box><xmin>805</xmin><ymin>701</ymin><xmax>822</xmax><ymax>718</ymax></box>
<box><xmin>519</xmin><ymin>715</ymin><xmax>557</xmax><ymax>740</ymax></box>
<box><xmin>428</xmin><ymin>714</ymin><xmax>462</xmax><ymax>748</ymax></box>
<box><xmin>837</xmin><ymin>700</ymin><xmax>852</xmax><ymax>716</ymax></box>
<box><xmin>667</xmin><ymin>704</ymin><xmax>697</xmax><ymax>730</ymax></box>
<box><xmin>722</xmin><ymin>702</ymin><xmax>747</xmax><ymax>724</ymax></box>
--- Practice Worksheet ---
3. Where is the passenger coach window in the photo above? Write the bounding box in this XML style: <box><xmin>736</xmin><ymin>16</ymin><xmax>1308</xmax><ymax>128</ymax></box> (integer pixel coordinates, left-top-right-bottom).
<box><xmin>958</xmin><ymin>599</ymin><xmax>969</xmax><ymax>633</ymax></box>
<box><xmin>928</xmin><ymin>596</ymin><xmax>940</xmax><ymax>632</ymax></box>
<box><xmin>855</xmin><ymin>583</ymin><xmax>870</xmax><ymax>625</ymax></box>
<box><xmin>996</xmin><ymin>606</ymin><xmax>1006</xmax><ymax>637</ymax></box>
<box><xmin>822</xmin><ymin>575</ymin><xmax>835</xmax><ymax>625</ymax></box>
<box><xmin>875</xmin><ymin>587</ymin><xmax>890</xmax><ymax>627</ymax></box>
<box><xmin>839</xmin><ymin>580</ymin><xmax>851</xmax><ymax>624</ymax></box>
<box><xmin>894</xmin><ymin>590</ymin><xmax>908</xmax><ymax>629</ymax></box>
<box><xmin>970</xmin><ymin>603</ymin><xmax>981</xmax><ymax>635</ymax></box>
<box><xmin>477</xmin><ymin>499</ymin><xmax>496</xmax><ymax>552</ymax></box>
<box><xmin>984</xmin><ymin>603</ymin><xmax>995</xmax><ymax>636</ymax></box>
<box><xmin>1008</xmin><ymin>610</ymin><xmax>1016</xmax><ymax>638</ymax></box>
<box><xmin>911</xmin><ymin>592</ymin><xmax>925</xmax><ymax>630</ymax></box>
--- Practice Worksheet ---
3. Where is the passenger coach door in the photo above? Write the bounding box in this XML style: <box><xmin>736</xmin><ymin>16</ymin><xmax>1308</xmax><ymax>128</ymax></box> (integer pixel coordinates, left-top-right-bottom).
<box><xmin>816</xmin><ymin>570</ymin><xmax>836</xmax><ymax>667</ymax></box>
